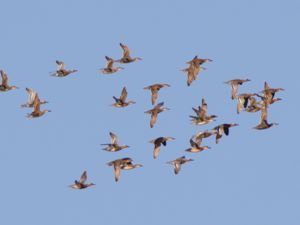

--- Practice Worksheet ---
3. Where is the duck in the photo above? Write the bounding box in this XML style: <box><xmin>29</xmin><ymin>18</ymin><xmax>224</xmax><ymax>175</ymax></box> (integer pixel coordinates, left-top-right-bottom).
<box><xmin>21</xmin><ymin>88</ymin><xmax>48</xmax><ymax>108</ymax></box>
<box><xmin>253</xmin><ymin>101</ymin><xmax>278</xmax><ymax>130</ymax></box>
<box><xmin>145</xmin><ymin>102</ymin><xmax>169</xmax><ymax>128</ymax></box>
<box><xmin>27</xmin><ymin>94</ymin><xmax>51</xmax><ymax>118</ymax></box>
<box><xmin>115</xmin><ymin>43</ymin><xmax>142</xmax><ymax>63</ymax></box>
<box><xmin>149</xmin><ymin>136</ymin><xmax>175</xmax><ymax>159</ymax></box>
<box><xmin>101</xmin><ymin>132</ymin><xmax>129</xmax><ymax>152</ymax></box>
<box><xmin>181</xmin><ymin>63</ymin><xmax>205</xmax><ymax>86</ymax></box>
<box><xmin>185</xmin><ymin>138</ymin><xmax>211</xmax><ymax>153</ymax></box>
<box><xmin>213</xmin><ymin>123</ymin><xmax>238</xmax><ymax>144</ymax></box>
<box><xmin>100</xmin><ymin>56</ymin><xmax>124</xmax><ymax>74</ymax></box>
<box><xmin>51</xmin><ymin>60</ymin><xmax>78</xmax><ymax>77</ymax></box>
<box><xmin>107</xmin><ymin>157</ymin><xmax>141</xmax><ymax>182</ymax></box>
<box><xmin>112</xmin><ymin>87</ymin><xmax>136</xmax><ymax>107</ymax></box>
<box><xmin>193</xmin><ymin>130</ymin><xmax>216</xmax><ymax>145</ymax></box>
<box><xmin>143</xmin><ymin>83</ymin><xmax>170</xmax><ymax>105</ymax></box>
<box><xmin>190</xmin><ymin>98</ymin><xmax>217</xmax><ymax>125</ymax></box>
<box><xmin>166</xmin><ymin>156</ymin><xmax>193</xmax><ymax>175</ymax></box>
<box><xmin>245</xmin><ymin>96</ymin><xmax>262</xmax><ymax>112</ymax></box>
<box><xmin>0</xmin><ymin>70</ymin><xmax>18</xmax><ymax>92</ymax></box>
<box><xmin>224</xmin><ymin>78</ymin><xmax>251</xmax><ymax>99</ymax></box>
<box><xmin>186</xmin><ymin>55</ymin><xmax>213</xmax><ymax>66</ymax></box>
<box><xmin>69</xmin><ymin>171</ymin><xmax>95</xmax><ymax>189</ymax></box>
<box><xmin>236</xmin><ymin>93</ymin><xmax>257</xmax><ymax>114</ymax></box>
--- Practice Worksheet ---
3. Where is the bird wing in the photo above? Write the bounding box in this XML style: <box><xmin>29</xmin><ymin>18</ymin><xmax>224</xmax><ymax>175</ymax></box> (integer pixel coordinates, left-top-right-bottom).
<box><xmin>151</xmin><ymin>89</ymin><xmax>158</xmax><ymax>105</ymax></box>
<box><xmin>150</xmin><ymin>112</ymin><xmax>158</xmax><ymax>128</ymax></box>
<box><xmin>79</xmin><ymin>171</ymin><xmax>87</xmax><ymax>184</ymax></box>
<box><xmin>237</xmin><ymin>96</ymin><xmax>245</xmax><ymax>114</ymax></box>
<box><xmin>174</xmin><ymin>162</ymin><xmax>181</xmax><ymax>175</ymax></box>
<box><xmin>1</xmin><ymin>70</ymin><xmax>8</xmax><ymax>87</ymax></box>
<box><xmin>56</xmin><ymin>60</ymin><xmax>65</xmax><ymax>70</ymax></box>
<box><xmin>260</xmin><ymin>102</ymin><xmax>268</xmax><ymax>123</ymax></box>
<box><xmin>114</xmin><ymin>163</ymin><xmax>121</xmax><ymax>182</ymax></box>
<box><xmin>105</xmin><ymin>56</ymin><xmax>114</xmax><ymax>69</ymax></box>
<box><xmin>27</xmin><ymin>88</ymin><xmax>37</xmax><ymax>105</ymax></box>
<box><xmin>120</xmin><ymin>43</ymin><xmax>130</xmax><ymax>58</ymax></box>
<box><xmin>33</xmin><ymin>94</ymin><xmax>41</xmax><ymax>113</ymax></box>
<box><xmin>231</xmin><ymin>84</ymin><xmax>238</xmax><ymax>99</ymax></box>
<box><xmin>109</xmin><ymin>132</ymin><xmax>118</xmax><ymax>145</ymax></box>
<box><xmin>153</xmin><ymin>143</ymin><xmax>161</xmax><ymax>159</ymax></box>
<box><xmin>120</xmin><ymin>87</ymin><xmax>128</xmax><ymax>102</ymax></box>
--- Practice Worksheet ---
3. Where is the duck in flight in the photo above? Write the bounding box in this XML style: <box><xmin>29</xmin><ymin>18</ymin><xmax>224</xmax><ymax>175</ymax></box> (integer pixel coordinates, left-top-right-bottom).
<box><xmin>115</xmin><ymin>43</ymin><xmax>142</xmax><ymax>63</ymax></box>
<box><xmin>0</xmin><ymin>70</ymin><xmax>18</xmax><ymax>92</ymax></box>
<box><xmin>51</xmin><ymin>60</ymin><xmax>78</xmax><ymax>77</ymax></box>
<box><xmin>27</xmin><ymin>94</ymin><xmax>51</xmax><ymax>118</ymax></box>
<box><xmin>112</xmin><ymin>87</ymin><xmax>136</xmax><ymax>107</ymax></box>
<box><xmin>101</xmin><ymin>132</ymin><xmax>129</xmax><ymax>152</ymax></box>
<box><xmin>189</xmin><ymin>98</ymin><xmax>217</xmax><ymax>125</ymax></box>
<box><xmin>166</xmin><ymin>156</ymin><xmax>193</xmax><ymax>175</ymax></box>
<box><xmin>143</xmin><ymin>83</ymin><xmax>170</xmax><ymax>105</ymax></box>
<box><xmin>100</xmin><ymin>56</ymin><xmax>124</xmax><ymax>74</ymax></box>
<box><xmin>69</xmin><ymin>171</ymin><xmax>95</xmax><ymax>189</ymax></box>
<box><xmin>145</xmin><ymin>102</ymin><xmax>169</xmax><ymax>128</ymax></box>
<box><xmin>213</xmin><ymin>123</ymin><xmax>238</xmax><ymax>144</ymax></box>
<box><xmin>224</xmin><ymin>78</ymin><xmax>251</xmax><ymax>100</ymax></box>
<box><xmin>21</xmin><ymin>88</ymin><xmax>48</xmax><ymax>108</ymax></box>
<box><xmin>149</xmin><ymin>136</ymin><xmax>175</xmax><ymax>159</ymax></box>
<box><xmin>107</xmin><ymin>157</ymin><xmax>142</xmax><ymax>182</ymax></box>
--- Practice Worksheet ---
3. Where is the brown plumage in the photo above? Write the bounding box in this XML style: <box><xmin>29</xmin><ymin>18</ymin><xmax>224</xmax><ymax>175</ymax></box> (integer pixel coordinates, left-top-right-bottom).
<box><xmin>190</xmin><ymin>98</ymin><xmax>217</xmax><ymax>125</ymax></box>
<box><xmin>112</xmin><ymin>87</ymin><xmax>136</xmax><ymax>107</ymax></box>
<box><xmin>69</xmin><ymin>171</ymin><xmax>95</xmax><ymax>189</ymax></box>
<box><xmin>224</xmin><ymin>79</ymin><xmax>251</xmax><ymax>99</ymax></box>
<box><xmin>51</xmin><ymin>60</ymin><xmax>78</xmax><ymax>77</ymax></box>
<box><xmin>186</xmin><ymin>55</ymin><xmax>213</xmax><ymax>66</ymax></box>
<box><xmin>181</xmin><ymin>63</ymin><xmax>205</xmax><ymax>86</ymax></box>
<box><xmin>149</xmin><ymin>136</ymin><xmax>175</xmax><ymax>159</ymax></box>
<box><xmin>107</xmin><ymin>157</ymin><xmax>142</xmax><ymax>182</ymax></box>
<box><xmin>115</xmin><ymin>43</ymin><xmax>142</xmax><ymax>63</ymax></box>
<box><xmin>0</xmin><ymin>70</ymin><xmax>18</xmax><ymax>91</ymax></box>
<box><xmin>101</xmin><ymin>132</ymin><xmax>130</xmax><ymax>152</ymax></box>
<box><xmin>236</xmin><ymin>93</ymin><xmax>257</xmax><ymax>114</ymax></box>
<box><xmin>166</xmin><ymin>156</ymin><xmax>193</xmax><ymax>175</ymax></box>
<box><xmin>100</xmin><ymin>56</ymin><xmax>124</xmax><ymax>74</ymax></box>
<box><xmin>253</xmin><ymin>100</ymin><xmax>278</xmax><ymax>130</ymax></box>
<box><xmin>21</xmin><ymin>87</ymin><xmax>48</xmax><ymax>108</ymax></box>
<box><xmin>143</xmin><ymin>83</ymin><xmax>170</xmax><ymax>105</ymax></box>
<box><xmin>185</xmin><ymin>138</ymin><xmax>211</xmax><ymax>153</ymax></box>
<box><xmin>27</xmin><ymin>94</ymin><xmax>51</xmax><ymax>118</ymax></box>
<box><xmin>245</xmin><ymin>96</ymin><xmax>263</xmax><ymax>112</ymax></box>
<box><xmin>193</xmin><ymin>130</ymin><xmax>216</xmax><ymax>145</ymax></box>
<box><xmin>144</xmin><ymin>102</ymin><xmax>169</xmax><ymax>128</ymax></box>
<box><xmin>213</xmin><ymin>123</ymin><xmax>238</xmax><ymax>144</ymax></box>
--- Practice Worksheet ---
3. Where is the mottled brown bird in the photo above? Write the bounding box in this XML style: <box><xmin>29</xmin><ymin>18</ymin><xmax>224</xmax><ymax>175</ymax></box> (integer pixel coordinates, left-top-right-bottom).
<box><xmin>224</xmin><ymin>79</ymin><xmax>251</xmax><ymax>99</ymax></box>
<box><xmin>51</xmin><ymin>60</ymin><xmax>77</xmax><ymax>77</ymax></box>
<box><xmin>253</xmin><ymin>101</ymin><xmax>278</xmax><ymax>130</ymax></box>
<box><xmin>27</xmin><ymin>94</ymin><xmax>51</xmax><ymax>118</ymax></box>
<box><xmin>107</xmin><ymin>158</ymin><xmax>142</xmax><ymax>182</ymax></box>
<box><xmin>143</xmin><ymin>83</ymin><xmax>170</xmax><ymax>105</ymax></box>
<box><xmin>69</xmin><ymin>171</ymin><xmax>95</xmax><ymax>189</ymax></box>
<box><xmin>0</xmin><ymin>70</ymin><xmax>18</xmax><ymax>92</ymax></box>
<box><xmin>166</xmin><ymin>156</ymin><xmax>193</xmax><ymax>175</ymax></box>
<box><xmin>112</xmin><ymin>87</ymin><xmax>136</xmax><ymax>107</ymax></box>
<box><xmin>145</xmin><ymin>102</ymin><xmax>169</xmax><ymax>128</ymax></box>
<box><xmin>149</xmin><ymin>136</ymin><xmax>175</xmax><ymax>159</ymax></box>
<box><xmin>185</xmin><ymin>138</ymin><xmax>211</xmax><ymax>153</ymax></box>
<box><xmin>236</xmin><ymin>93</ymin><xmax>257</xmax><ymax>114</ymax></box>
<box><xmin>190</xmin><ymin>98</ymin><xmax>217</xmax><ymax>125</ymax></box>
<box><xmin>100</xmin><ymin>56</ymin><xmax>124</xmax><ymax>74</ymax></box>
<box><xmin>181</xmin><ymin>63</ymin><xmax>205</xmax><ymax>86</ymax></box>
<box><xmin>186</xmin><ymin>55</ymin><xmax>213</xmax><ymax>66</ymax></box>
<box><xmin>193</xmin><ymin>130</ymin><xmax>216</xmax><ymax>145</ymax></box>
<box><xmin>213</xmin><ymin>123</ymin><xmax>238</xmax><ymax>144</ymax></box>
<box><xmin>21</xmin><ymin>88</ymin><xmax>48</xmax><ymax>108</ymax></box>
<box><xmin>101</xmin><ymin>132</ymin><xmax>129</xmax><ymax>152</ymax></box>
<box><xmin>115</xmin><ymin>43</ymin><xmax>142</xmax><ymax>63</ymax></box>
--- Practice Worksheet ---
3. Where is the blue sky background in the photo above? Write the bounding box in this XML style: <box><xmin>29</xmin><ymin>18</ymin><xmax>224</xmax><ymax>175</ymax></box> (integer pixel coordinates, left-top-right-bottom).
<box><xmin>1</xmin><ymin>0</ymin><xmax>299</xmax><ymax>224</ymax></box>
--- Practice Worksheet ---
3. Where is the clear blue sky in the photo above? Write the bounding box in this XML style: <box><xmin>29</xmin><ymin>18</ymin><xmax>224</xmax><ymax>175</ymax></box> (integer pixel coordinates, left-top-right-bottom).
<box><xmin>1</xmin><ymin>0</ymin><xmax>299</xmax><ymax>224</ymax></box>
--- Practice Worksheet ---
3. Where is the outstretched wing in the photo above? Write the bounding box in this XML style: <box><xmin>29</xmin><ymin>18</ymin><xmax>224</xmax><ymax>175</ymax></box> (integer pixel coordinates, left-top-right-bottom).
<box><xmin>109</xmin><ymin>132</ymin><xmax>118</xmax><ymax>145</ymax></box>
<box><xmin>1</xmin><ymin>70</ymin><xmax>8</xmax><ymax>87</ymax></box>
<box><xmin>33</xmin><ymin>94</ymin><xmax>41</xmax><ymax>113</ymax></box>
<box><xmin>56</xmin><ymin>60</ymin><xmax>65</xmax><ymax>70</ymax></box>
<box><xmin>105</xmin><ymin>56</ymin><xmax>114</xmax><ymax>69</ymax></box>
<box><xmin>151</xmin><ymin>89</ymin><xmax>158</xmax><ymax>105</ymax></box>
<box><xmin>79</xmin><ymin>171</ymin><xmax>87</xmax><ymax>184</ymax></box>
<box><xmin>120</xmin><ymin>87</ymin><xmax>128</xmax><ymax>102</ymax></box>
<box><xmin>120</xmin><ymin>43</ymin><xmax>130</xmax><ymax>58</ymax></box>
